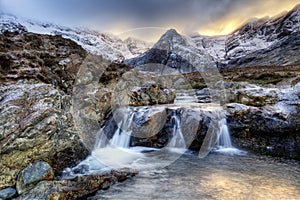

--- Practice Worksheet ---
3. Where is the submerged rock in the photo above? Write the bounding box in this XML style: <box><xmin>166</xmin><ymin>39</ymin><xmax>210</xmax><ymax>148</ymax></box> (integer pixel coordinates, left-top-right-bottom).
<box><xmin>16</xmin><ymin>169</ymin><xmax>137</xmax><ymax>200</ymax></box>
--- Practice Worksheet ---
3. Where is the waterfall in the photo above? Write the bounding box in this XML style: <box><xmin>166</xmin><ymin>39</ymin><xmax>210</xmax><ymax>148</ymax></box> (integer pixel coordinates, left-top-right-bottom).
<box><xmin>168</xmin><ymin>114</ymin><xmax>186</xmax><ymax>152</ymax></box>
<box><xmin>110</xmin><ymin>120</ymin><xmax>133</xmax><ymax>148</ymax></box>
<box><xmin>214</xmin><ymin>117</ymin><xmax>246</xmax><ymax>155</ymax></box>
<box><xmin>94</xmin><ymin>107</ymin><xmax>136</xmax><ymax>149</ymax></box>
<box><xmin>217</xmin><ymin>118</ymin><xmax>232</xmax><ymax>148</ymax></box>
<box><xmin>64</xmin><ymin>106</ymin><xmax>246</xmax><ymax>178</ymax></box>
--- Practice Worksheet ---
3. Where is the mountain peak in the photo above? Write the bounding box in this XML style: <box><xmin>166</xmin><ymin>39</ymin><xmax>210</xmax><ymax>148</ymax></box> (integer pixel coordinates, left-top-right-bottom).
<box><xmin>165</xmin><ymin>28</ymin><xmax>179</xmax><ymax>34</ymax></box>
<box><xmin>153</xmin><ymin>28</ymin><xmax>187</xmax><ymax>50</ymax></box>
<box><xmin>161</xmin><ymin>29</ymin><xmax>182</xmax><ymax>39</ymax></box>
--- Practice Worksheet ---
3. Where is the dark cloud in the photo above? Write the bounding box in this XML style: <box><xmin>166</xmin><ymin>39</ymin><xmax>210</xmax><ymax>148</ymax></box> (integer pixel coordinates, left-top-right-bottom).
<box><xmin>1</xmin><ymin>0</ymin><xmax>300</xmax><ymax>39</ymax></box>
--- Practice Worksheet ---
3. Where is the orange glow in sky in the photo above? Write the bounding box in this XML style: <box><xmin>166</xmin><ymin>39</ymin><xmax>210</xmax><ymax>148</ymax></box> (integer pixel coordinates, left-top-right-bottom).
<box><xmin>198</xmin><ymin>1</ymin><xmax>300</xmax><ymax>36</ymax></box>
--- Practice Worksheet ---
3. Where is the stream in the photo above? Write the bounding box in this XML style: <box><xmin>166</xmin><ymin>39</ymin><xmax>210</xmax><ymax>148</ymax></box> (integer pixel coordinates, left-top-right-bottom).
<box><xmin>89</xmin><ymin>152</ymin><xmax>300</xmax><ymax>200</ymax></box>
<box><xmin>67</xmin><ymin>96</ymin><xmax>300</xmax><ymax>199</ymax></box>
<box><xmin>63</xmin><ymin>105</ymin><xmax>300</xmax><ymax>200</ymax></box>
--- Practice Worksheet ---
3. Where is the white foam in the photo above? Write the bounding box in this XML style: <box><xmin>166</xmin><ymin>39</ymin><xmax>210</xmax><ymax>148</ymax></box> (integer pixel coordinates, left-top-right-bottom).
<box><xmin>213</xmin><ymin>147</ymin><xmax>247</xmax><ymax>156</ymax></box>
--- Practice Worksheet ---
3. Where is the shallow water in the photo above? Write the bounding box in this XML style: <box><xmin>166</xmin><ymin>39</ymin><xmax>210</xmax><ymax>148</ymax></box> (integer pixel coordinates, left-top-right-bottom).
<box><xmin>89</xmin><ymin>152</ymin><xmax>300</xmax><ymax>200</ymax></box>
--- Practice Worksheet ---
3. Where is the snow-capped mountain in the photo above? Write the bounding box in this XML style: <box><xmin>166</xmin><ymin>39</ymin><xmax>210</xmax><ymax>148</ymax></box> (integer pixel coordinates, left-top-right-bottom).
<box><xmin>191</xmin><ymin>35</ymin><xmax>227</xmax><ymax>62</ymax></box>
<box><xmin>192</xmin><ymin>4</ymin><xmax>300</xmax><ymax>68</ymax></box>
<box><xmin>2</xmin><ymin>4</ymin><xmax>300</xmax><ymax>69</ymax></box>
<box><xmin>0</xmin><ymin>13</ymin><xmax>153</xmax><ymax>62</ymax></box>
<box><xmin>125</xmin><ymin>29</ymin><xmax>216</xmax><ymax>73</ymax></box>
<box><xmin>126</xmin><ymin>4</ymin><xmax>300</xmax><ymax>70</ymax></box>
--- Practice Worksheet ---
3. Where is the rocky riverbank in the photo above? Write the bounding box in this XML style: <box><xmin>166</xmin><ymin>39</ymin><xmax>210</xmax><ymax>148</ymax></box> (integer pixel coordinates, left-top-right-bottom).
<box><xmin>0</xmin><ymin>30</ymin><xmax>138</xmax><ymax>198</ymax></box>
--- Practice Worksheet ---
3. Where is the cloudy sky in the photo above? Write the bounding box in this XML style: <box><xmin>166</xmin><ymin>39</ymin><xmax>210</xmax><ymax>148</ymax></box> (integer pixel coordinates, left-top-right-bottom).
<box><xmin>1</xmin><ymin>0</ymin><xmax>300</xmax><ymax>41</ymax></box>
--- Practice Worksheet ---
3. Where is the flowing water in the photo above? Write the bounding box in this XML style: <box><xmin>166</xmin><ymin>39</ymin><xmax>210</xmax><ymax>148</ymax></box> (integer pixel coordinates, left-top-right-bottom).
<box><xmin>64</xmin><ymin>103</ymin><xmax>300</xmax><ymax>199</ymax></box>
<box><xmin>167</xmin><ymin>114</ymin><xmax>186</xmax><ymax>151</ymax></box>
<box><xmin>89</xmin><ymin>152</ymin><xmax>300</xmax><ymax>200</ymax></box>
<box><xmin>213</xmin><ymin>118</ymin><xmax>245</xmax><ymax>156</ymax></box>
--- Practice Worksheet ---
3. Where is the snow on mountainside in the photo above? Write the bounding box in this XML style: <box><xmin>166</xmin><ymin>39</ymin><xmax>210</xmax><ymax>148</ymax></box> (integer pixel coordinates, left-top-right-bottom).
<box><xmin>191</xmin><ymin>35</ymin><xmax>227</xmax><ymax>61</ymax></box>
<box><xmin>128</xmin><ymin>4</ymin><xmax>300</xmax><ymax>70</ymax></box>
<box><xmin>192</xmin><ymin>4</ymin><xmax>300</xmax><ymax>67</ymax></box>
<box><xmin>0</xmin><ymin>13</ymin><xmax>152</xmax><ymax>62</ymax></box>
<box><xmin>125</xmin><ymin>29</ymin><xmax>216</xmax><ymax>73</ymax></box>
<box><xmin>2</xmin><ymin>4</ymin><xmax>300</xmax><ymax>68</ymax></box>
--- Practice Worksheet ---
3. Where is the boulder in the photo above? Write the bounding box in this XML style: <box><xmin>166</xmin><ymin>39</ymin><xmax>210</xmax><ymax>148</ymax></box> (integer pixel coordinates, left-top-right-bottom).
<box><xmin>126</xmin><ymin>104</ymin><xmax>225</xmax><ymax>151</ymax></box>
<box><xmin>16</xmin><ymin>161</ymin><xmax>54</xmax><ymax>194</ymax></box>
<box><xmin>128</xmin><ymin>83</ymin><xmax>175</xmax><ymax>106</ymax></box>
<box><xmin>0</xmin><ymin>187</ymin><xmax>17</xmax><ymax>199</ymax></box>
<box><xmin>16</xmin><ymin>169</ymin><xmax>137</xmax><ymax>200</ymax></box>
<box><xmin>226</xmin><ymin>102</ymin><xmax>300</xmax><ymax>159</ymax></box>
<box><xmin>226</xmin><ymin>82</ymin><xmax>279</xmax><ymax>107</ymax></box>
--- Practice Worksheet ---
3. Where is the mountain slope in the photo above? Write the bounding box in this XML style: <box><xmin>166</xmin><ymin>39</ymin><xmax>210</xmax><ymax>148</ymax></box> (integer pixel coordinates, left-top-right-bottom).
<box><xmin>125</xmin><ymin>29</ymin><xmax>216</xmax><ymax>73</ymax></box>
<box><xmin>2</xmin><ymin>4</ymin><xmax>300</xmax><ymax>68</ymax></box>
<box><xmin>125</xmin><ymin>5</ymin><xmax>300</xmax><ymax>72</ymax></box>
<box><xmin>192</xmin><ymin>4</ymin><xmax>300</xmax><ymax>68</ymax></box>
<box><xmin>0</xmin><ymin>13</ymin><xmax>152</xmax><ymax>62</ymax></box>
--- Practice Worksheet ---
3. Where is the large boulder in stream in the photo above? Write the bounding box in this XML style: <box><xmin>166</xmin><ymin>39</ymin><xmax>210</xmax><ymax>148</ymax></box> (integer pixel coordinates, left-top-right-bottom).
<box><xmin>226</xmin><ymin>82</ymin><xmax>300</xmax><ymax>159</ymax></box>
<box><xmin>100</xmin><ymin>104</ymin><xmax>224</xmax><ymax>153</ymax></box>
<box><xmin>0</xmin><ymin>30</ymin><xmax>88</xmax><ymax>189</ymax></box>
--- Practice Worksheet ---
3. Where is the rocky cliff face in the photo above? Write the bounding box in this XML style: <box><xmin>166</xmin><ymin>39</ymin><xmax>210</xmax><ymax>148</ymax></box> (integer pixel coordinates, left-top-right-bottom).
<box><xmin>0</xmin><ymin>30</ymin><xmax>88</xmax><ymax>189</ymax></box>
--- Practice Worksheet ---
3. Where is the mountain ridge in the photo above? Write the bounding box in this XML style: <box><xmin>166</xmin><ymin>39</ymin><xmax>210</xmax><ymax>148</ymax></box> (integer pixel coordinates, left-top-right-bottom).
<box><xmin>1</xmin><ymin>4</ymin><xmax>300</xmax><ymax>70</ymax></box>
<box><xmin>0</xmin><ymin>13</ymin><xmax>153</xmax><ymax>62</ymax></box>
<box><xmin>126</xmin><ymin>4</ymin><xmax>300</xmax><ymax>71</ymax></box>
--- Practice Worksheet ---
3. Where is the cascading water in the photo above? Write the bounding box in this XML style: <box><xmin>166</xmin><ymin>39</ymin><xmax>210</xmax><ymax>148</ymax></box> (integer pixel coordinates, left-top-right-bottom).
<box><xmin>217</xmin><ymin>118</ymin><xmax>232</xmax><ymax>148</ymax></box>
<box><xmin>168</xmin><ymin>114</ymin><xmax>186</xmax><ymax>152</ymax></box>
<box><xmin>109</xmin><ymin>124</ymin><xmax>131</xmax><ymax>148</ymax></box>
<box><xmin>214</xmin><ymin>117</ymin><xmax>246</xmax><ymax>155</ymax></box>
<box><xmin>63</xmin><ymin>104</ymin><xmax>245</xmax><ymax>179</ymax></box>
<box><xmin>110</xmin><ymin>107</ymin><xmax>135</xmax><ymax>148</ymax></box>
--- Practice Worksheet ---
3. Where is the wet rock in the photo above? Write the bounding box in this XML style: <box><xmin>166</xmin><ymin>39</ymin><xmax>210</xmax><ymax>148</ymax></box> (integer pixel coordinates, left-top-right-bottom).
<box><xmin>0</xmin><ymin>31</ymin><xmax>88</xmax><ymax>189</ymax></box>
<box><xmin>130</xmin><ymin>105</ymin><xmax>224</xmax><ymax>151</ymax></box>
<box><xmin>0</xmin><ymin>81</ymin><xmax>88</xmax><ymax>190</ymax></box>
<box><xmin>0</xmin><ymin>187</ymin><xmax>16</xmax><ymax>199</ymax></box>
<box><xmin>16</xmin><ymin>169</ymin><xmax>137</xmax><ymax>200</ymax></box>
<box><xmin>128</xmin><ymin>82</ymin><xmax>175</xmax><ymax>106</ymax></box>
<box><xmin>16</xmin><ymin>161</ymin><xmax>54</xmax><ymax>194</ymax></box>
<box><xmin>226</xmin><ymin>82</ymin><xmax>279</xmax><ymax>107</ymax></box>
<box><xmin>226</xmin><ymin>102</ymin><xmax>300</xmax><ymax>159</ymax></box>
